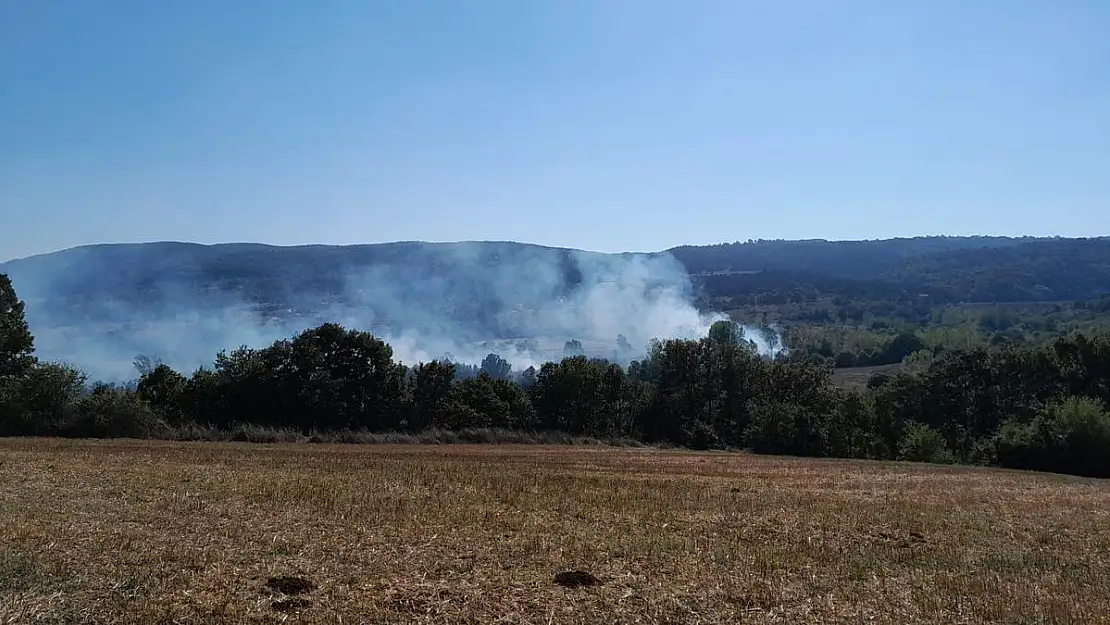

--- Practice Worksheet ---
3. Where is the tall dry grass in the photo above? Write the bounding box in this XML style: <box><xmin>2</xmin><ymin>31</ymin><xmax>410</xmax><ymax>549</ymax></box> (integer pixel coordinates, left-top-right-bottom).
<box><xmin>1</xmin><ymin>439</ymin><xmax>1107</xmax><ymax>624</ymax></box>
<box><xmin>162</xmin><ymin>423</ymin><xmax>646</xmax><ymax>447</ymax></box>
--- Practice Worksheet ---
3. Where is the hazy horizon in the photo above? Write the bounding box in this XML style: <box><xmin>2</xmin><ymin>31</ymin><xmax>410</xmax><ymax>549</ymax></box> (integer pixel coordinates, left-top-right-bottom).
<box><xmin>0</xmin><ymin>233</ymin><xmax>1091</xmax><ymax>265</ymax></box>
<box><xmin>3</xmin><ymin>241</ymin><xmax>787</xmax><ymax>381</ymax></box>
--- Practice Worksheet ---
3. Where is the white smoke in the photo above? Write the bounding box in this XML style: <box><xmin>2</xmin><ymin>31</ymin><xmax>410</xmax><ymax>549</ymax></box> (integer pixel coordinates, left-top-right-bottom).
<box><xmin>4</xmin><ymin>242</ymin><xmax>785</xmax><ymax>381</ymax></box>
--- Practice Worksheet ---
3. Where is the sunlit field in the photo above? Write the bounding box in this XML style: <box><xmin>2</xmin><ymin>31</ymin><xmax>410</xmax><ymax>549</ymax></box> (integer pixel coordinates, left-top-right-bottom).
<box><xmin>2</xmin><ymin>439</ymin><xmax>1107</xmax><ymax>624</ymax></box>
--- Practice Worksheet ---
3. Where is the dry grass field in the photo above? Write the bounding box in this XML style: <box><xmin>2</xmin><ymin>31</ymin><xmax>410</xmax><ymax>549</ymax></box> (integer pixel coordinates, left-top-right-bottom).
<box><xmin>831</xmin><ymin>363</ymin><xmax>905</xmax><ymax>389</ymax></box>
<box><xmin>2</xmin><ymin>440</ymin><xmax>1108</xmax><ymax>624</ymax></box>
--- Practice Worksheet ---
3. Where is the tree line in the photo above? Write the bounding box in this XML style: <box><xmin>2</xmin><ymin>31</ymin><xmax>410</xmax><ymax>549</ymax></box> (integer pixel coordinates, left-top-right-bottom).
<box><xmin>2</xmin><ymin>273</ymin><xmax>1109</xmax><ymax>477</ymax></box>
<box><xmin>727</xmin><ymin>294</ymin><xmax>1110</xmax><ymax>368</ymax></box>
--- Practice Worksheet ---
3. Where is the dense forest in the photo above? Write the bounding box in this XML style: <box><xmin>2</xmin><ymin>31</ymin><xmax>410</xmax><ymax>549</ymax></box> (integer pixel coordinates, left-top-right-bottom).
<box><xmin>676</xmin><ymin>237</ymin><xmax>1110</xmax><ymax>368</ymax></box>
<box><xmin>3</xmin><ymin>273</ymin><xmax>1109</xmax><ymax>478</ymax></box>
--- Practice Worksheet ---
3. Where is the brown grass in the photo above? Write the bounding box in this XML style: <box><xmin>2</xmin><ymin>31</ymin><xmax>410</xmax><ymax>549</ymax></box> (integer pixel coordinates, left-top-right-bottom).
<box><xmin>1</xmin><ymin>439</ymin><xmax>1107</xmax><ymax>624</ymax></box>
<box><xmin>832</xmin><ymin>363</ymin><xmax>905</xmax><ymax>389</ymax></box>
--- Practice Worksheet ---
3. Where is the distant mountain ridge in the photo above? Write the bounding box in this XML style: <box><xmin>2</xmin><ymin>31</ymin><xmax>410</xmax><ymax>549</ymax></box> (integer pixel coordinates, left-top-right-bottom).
<box><xmin>1</xmin><ymin>240</ymin><xmax>621</xmax><ymax>310</ymax></box>
<box><xmin>4</xmin><ymin>235</ymin><xmax>1110</xmax><ymax>313</ymax></box>
<box><xmin>668</xmin><ymin>235</ymin><xmax>1038</xmax><ymax>278</ymax></box>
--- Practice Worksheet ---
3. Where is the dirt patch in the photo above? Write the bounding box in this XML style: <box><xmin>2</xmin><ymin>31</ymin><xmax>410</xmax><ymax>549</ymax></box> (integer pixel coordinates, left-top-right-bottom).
<box><xmin>271</xmin><ymin>597</ymin><xmax>312</xmax><ymax>612</ymax></box>
<box><xmin>0</xmin><ymin>550</ymin><xmax>44</xmax><ymax>592</ymax></box>
<box><xmin>265</xmin><ymin>575</ymin><xmax>315</xmax><ymax>595</ymax></box>
<box><xmin>873</xmin><ymin>530</ymin><xmax>927</xmax><ymax>549</ymax></box>
<box><xmin>554</xmin><ymin>570</ymin><xmax>600</xmax><ymax>588</ymax></box>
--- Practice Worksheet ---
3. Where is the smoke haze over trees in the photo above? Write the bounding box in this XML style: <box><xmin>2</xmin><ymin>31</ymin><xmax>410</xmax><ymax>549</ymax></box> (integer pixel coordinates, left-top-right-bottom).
<box><xmin>0</xmin><ymin>241</ymin><xmax>788</xmax><ymax>381</ymax></box>
<box><xmin>3</xmin><ymin>265</ymin><xmax>1110</xmax><ymax>478</ymax></box>
<box><xmin>5</xmin><ymin>236</ymin><xmax>1110</xmax><ymax>381</ymax></box>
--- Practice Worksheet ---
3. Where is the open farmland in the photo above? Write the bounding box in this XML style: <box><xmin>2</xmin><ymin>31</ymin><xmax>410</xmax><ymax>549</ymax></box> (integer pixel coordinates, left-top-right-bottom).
<box><xmin>1</xmin><ymin>440</ymin><xmax>1108</xmax><ymax>624</ymax></box>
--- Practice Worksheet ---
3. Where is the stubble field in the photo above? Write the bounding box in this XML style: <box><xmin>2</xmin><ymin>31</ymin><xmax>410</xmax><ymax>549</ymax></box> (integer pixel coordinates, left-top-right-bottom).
<box><xmin>1</xmin><ymin>439</ymin><xmax>1108</xmax><ymax>624</ymax></box>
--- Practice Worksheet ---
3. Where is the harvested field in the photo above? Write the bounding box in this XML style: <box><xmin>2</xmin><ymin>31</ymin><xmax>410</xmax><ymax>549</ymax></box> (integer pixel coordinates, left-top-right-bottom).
<box><xmin>1</xmin><ymin>439</ymin><xmax>1108</xmax><ymax>624</ymax></box>
<box><xmin>831</xmin><ymin>363</ymin><xmax>904</xmax><ymax>389</ymax></box>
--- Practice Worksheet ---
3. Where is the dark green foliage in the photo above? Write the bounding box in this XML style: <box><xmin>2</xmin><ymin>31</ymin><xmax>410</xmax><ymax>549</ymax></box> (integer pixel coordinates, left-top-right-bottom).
<box><xmin>708</xmin><ymin>320</ymin><xmax>743</xmax><ymax>346</ymax></box>
<box><xmin>883</xmin><ymin>332</ymin><xmax>926</xmax><ymax>363</ymax></box>
<box><xmin>823</xmin><ymin>390</ymin><xmax>881</xmax><ymax>459</ymax></box>
<box><xmin>3</xmin><ymin>257</ymin><xmax>1110</xmax><ymax>478</ymax></box>
<box><xmin>743</xmin><ymin>402</ymin><xmax>827</xmax><ymax>456</ymax></box>
<box><xmin>0</xmin><ymin>362</ymin><xmax>167</xmax><ymax>439</ymax></box>
<box><xmin>995</xmin><ymin>396</ymin><xmax>1110</xmax><ymax>477</ymax></box>
<box><xmin>897</xmin><ymin>423</ymin><xmax>955</xmax><ymax>464</ymax></box>
<box><xmin>70</xmin><ymin>383</ymin><xmax>168</xmax><ymax>439</ymax></box>
<box><xmin>192</xmin><ymin>324</ymin><xmax>409</xmax><ymax>432</ymax></box>
<box><xmin>479</xmin><ymin>353</ymin><xmax>512</xmax><ymax>380</ymax></box>
<box><xmin>137</xmin><ymin>364</ymin><xmax>188</xmax><ymax>424</ymax></box>
<box><xmin>409</xmin><ymin>360</ymin><xmax>457</xmax><ymax>431</ymax></box>
<box><xmin>450</xmin><ymin>373</ymin><xmax>535</xmax><ymax>430</ymax></box>
<box><xmin>563</xmin><ymin>339</ymin><xmax>584</xmax><ymax>358</ymax></box>
<box><xmin>3</xmin><ymin>319</ymin><xmax>1110</xmax><ymax>478</ymax></box>
<box><xmin>0</xmin><ymin>362</ymin><xmax>86</xmax><ymax>435</ymax></box>
<box><xmin>0</xmin><ymin>274</ymin><xmax>35</xmax><ymax>379</ymax></box>
<box><xmin>531</xmin><ymin>356</ymin><xmax>614</xmax><ymax>435</ymax></box>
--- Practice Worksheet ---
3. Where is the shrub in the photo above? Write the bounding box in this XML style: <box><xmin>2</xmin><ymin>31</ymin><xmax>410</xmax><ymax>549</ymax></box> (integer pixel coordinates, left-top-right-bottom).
<box><xmin>898</xmin><ymin>422</ymin><xmax>956</xmax><ymax>464</ymax></box>
<box><xmin>0</xmin><ymin>362</ymin><xmax>86</xmax><ymax>436</ymax></box>
<box><xmin>996</xmin><ymin>396</ymin><xmax>1110</xmax><ymax>477</ymax></box>
<box><xmin>136</xmin><ymin>364</ymin><xmax>188</xmax><ymax>424</ymax></box>
<box><xmin>70</xmin><ymin>384</ymin><xmax>169</xmax><ymax>439</ymax></box>
<box><xmin>743</xmin><ymin>402</ymin><xmax>827</xmax><ymax>457</ymax></box>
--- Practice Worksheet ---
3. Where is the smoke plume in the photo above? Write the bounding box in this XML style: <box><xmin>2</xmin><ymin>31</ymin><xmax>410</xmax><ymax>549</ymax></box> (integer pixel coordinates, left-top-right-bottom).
<box><xmin>2</xmin><ymin>242</ymin><xmax>784</xmax><ymax>381</ymax></box>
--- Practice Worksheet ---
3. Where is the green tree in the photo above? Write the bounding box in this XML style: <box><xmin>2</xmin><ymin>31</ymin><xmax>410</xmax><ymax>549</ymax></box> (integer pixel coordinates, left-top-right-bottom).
<box><xmin>479</xmin><ymin>353</ymin><xmax>512</xmax><ymax>380</ymax></box>
<box><xmin>708</xmin><ymin>319</ymin><xmax>743</xmax><ymax>346</ymax></box>
<box><xmin>451</xmin><ymin>373</ymin><xmax>535</xmax><ymax>430</ymax></box>
<box><xmin>136</xmin><ymin>364</ymin><xmax>188</xmax><ymax>424</ymax></box>
<box><xmin>531</xmin><ymin>356</ymin><xmax>601</xmax><ymax>434</ymax></box>
<box><xmin>883</xmin><ymin>331</ymin><xmax>926</xmax><ymax>364</ymax></box>
<box><xmin>71</xmin><ymin>383</ymin><xmax>168</xmax><ymax>439</ymax></box>
<box><xmin>744</xmin><ymin>401</ymin><xmax>828</xmax><ymax>456</ymax></box>
<box><xmin>563</xmin><ymin>339</ymin><xmax>585</xmax><ymax>358</ymax></box>
<box><xmin>519</xmin><ymin>365</ymin><xmax>537</xmax><ymax>390</ymax></box>
<box><xmin>0</xmin><ymin>362</ymin><xmax>86</xmax><ymax>435</ymax></box>
<box><xmin>409</xmin><ymin>360</ymin><xmax>457</xmax><ymax>430</ymax></box>
<box><xmin>897</xmin><ymin>422</ymin><xmax>955</xmax><ymax>464</ymax></box>
<box><xmin>0</xmin><ymin>274</ymin><xmax>35</xmax><ymax>379</ymax></box>
<box><xmin>996</xmin><ymin>396</ymin><xmax>1110</xmax><ymax>477</ymax></box>
<box><xmin>279</xmin><ymin>323</ymin><xmax>406</xmax><ymax>431</ymax></box>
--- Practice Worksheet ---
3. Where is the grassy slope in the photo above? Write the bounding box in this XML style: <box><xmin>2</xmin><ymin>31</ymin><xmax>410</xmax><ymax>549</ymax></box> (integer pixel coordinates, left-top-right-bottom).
<box><xmin>831</xmin><ymin>363</ymin><xmax>906</xmax><ymax>389</ymax></box>
<box><xmin>2</xmin><ymin>440</ymin><xmax>1107</xmax><ymax>624</ymax></box>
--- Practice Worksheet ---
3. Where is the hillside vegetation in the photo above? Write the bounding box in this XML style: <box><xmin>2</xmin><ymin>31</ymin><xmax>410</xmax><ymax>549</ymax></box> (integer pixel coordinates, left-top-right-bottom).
<box><xmin>5</xmin><ymin>236</ymin><xmax>1110</xmax><ymax>309</ymax></box>
<box><xmin>4</xmin><ymin>265</ymin><xmax>1110</xmax><ymax>477</ymax></box>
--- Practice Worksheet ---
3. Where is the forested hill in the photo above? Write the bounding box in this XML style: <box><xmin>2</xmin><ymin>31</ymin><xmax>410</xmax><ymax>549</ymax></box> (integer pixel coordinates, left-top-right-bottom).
<box><xmin>4</xmin><ymin>235</ymin><xmax>1110</xmax><ymax>308</ymax></box>
<box><xmin>669</xmin><ymin>236</ymin><xmax>1034</xmax><ymax>278</ymax></box>
<box><xmin>0</xmin><ymin>241</ymin><xmax>609</xmax><ymax>310</ymax></box>
<box><xmin>671</xmin><ymin>236</ymin><xmax>1110</xmax><ymax>304</ymax></box>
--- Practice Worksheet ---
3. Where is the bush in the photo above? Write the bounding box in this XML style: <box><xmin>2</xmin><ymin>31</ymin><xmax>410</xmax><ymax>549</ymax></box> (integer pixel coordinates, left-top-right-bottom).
<box><xmin>996</xmin><ymin>396</ymin><xmax>1110</xmax><ymax>477</ymax></box>
<box><xmin>743</xmin><ymin>402</ymin><xmax>827</xmax><ymax>456</ymax></box>
<box><xmin>69</xmin><ymin>384</ymin><xmax>169</xmax><ymax>439</ymax></box>
<box><xmin>0</xmin><ymin>362</ymin><xmax>86</xmax><ymax>436</ymax></box>
<box><xmin>136</xmin><ymin>364</ymin><xmax>188</xmax><ymax>424</ymax></box>
<box><xmin>898</xmin><ymin>422</ymin><xmax>956</xmax><ymax>464</ymax></box>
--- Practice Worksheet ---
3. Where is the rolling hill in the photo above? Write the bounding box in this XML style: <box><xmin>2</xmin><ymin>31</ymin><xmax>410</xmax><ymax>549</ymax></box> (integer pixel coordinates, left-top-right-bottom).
<box><xmin>6</xmin><ymin>235</ymin><xmax>1110</xmax><ymax>312</ymax></box>
<box><xmin>4</xmin><ymin>236</ymin><xmax>1110</xmax><ymax>380</ymax></box>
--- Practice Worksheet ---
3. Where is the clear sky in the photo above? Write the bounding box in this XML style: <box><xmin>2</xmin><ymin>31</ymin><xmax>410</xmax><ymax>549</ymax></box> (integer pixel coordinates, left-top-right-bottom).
<box><xmin>2</xmin><ymin>1</ymin><xmax>1108</xmax><ymax>261</ymax></box>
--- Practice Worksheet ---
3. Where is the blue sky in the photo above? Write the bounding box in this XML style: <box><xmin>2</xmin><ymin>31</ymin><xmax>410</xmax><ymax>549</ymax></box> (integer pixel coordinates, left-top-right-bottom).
<box><xmin>2</xmin><ymin>1</ymin><xmax>1108</xmax><ymax>260</ymax></box>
